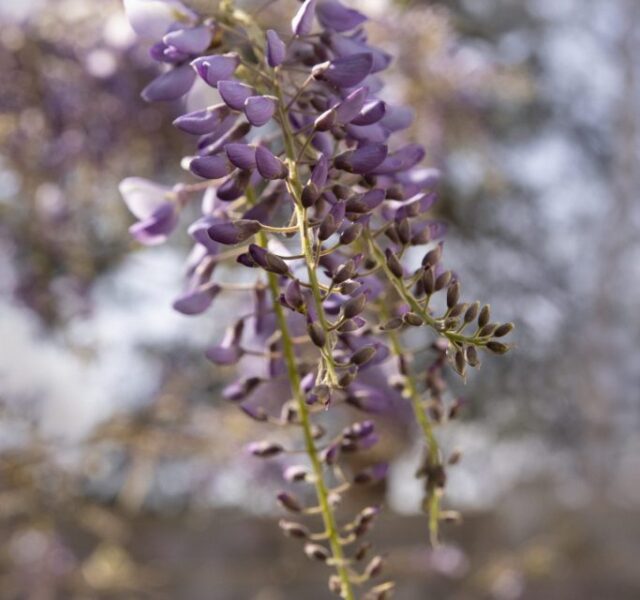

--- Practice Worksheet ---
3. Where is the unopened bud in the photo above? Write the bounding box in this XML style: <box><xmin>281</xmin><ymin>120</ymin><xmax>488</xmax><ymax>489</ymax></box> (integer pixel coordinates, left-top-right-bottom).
<box><xmin>307</xmin><ymin>322</ymin><xmax>326</xmax><ymax>347</ymax></box>
<box><xmin>248</xmin><ymin>441</ymin><xmax>284</xmax><ymax>458</ymax></box>
<box><xmin>351</xmin><ymin>345</ymin><xmax>377</xmax><ymax>366</ymax></box>
<box><xmin>486</xmin><ymin>341</ymin><xmax>509</xmax><ymax>354</ymax></box>
<box><xmin>343</xmin><ymin>294</ymin><xmax>367</xmax><ymax>319</ymax></box>
<box><xmin>464</xmin><ymin>301</ymin><xmax>480</xmax><ymax>323</ymax></box>
<box><xmin>279</xmin><ymin>519</ymin><xmax>310</xmax><ymax>539</ymax></box>
<box><xmin>277</xmin><ymin>492</ymin><xmax>302</xmax><ymax>513</ymax></box>
<box><xmin>385</xmin><ymin>249</ymin><xmax>404</xmax><ymax>278</ymax></box>
<box><xmin>494</xmin><ymin>322</ymin><xmax>514</xmax><ymax>337</ymax></box>
<box><xmin>478</xmin><ymin>304</ymin><xmax>491</xmax><ymax>327</ymax></box>
<box><xmin>403</xmin><ymin>312</ymin><xmax>424</xmax><ymax>326</ymax></box>
<box><xmin>447</xmin><ymin>282</ymin><xmax>460</xmax><ymax>308</ymax></box>
<box><xmin>304</xmin><ymin>543</ymin><xmax>330</xmax><ymax>562</ymax></box>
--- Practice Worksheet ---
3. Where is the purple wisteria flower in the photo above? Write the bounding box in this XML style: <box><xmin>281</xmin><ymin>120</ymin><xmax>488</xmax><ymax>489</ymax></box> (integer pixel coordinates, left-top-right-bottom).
<box><xmin>119</xmin><ymin>1</ymin><xmax>513</xmax><ymax>596</ymax></box>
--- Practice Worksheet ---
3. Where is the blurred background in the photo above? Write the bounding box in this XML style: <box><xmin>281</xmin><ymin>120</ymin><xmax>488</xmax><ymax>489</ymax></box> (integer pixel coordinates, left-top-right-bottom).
<box><xmin>1</xmin><ymin>0</ymin><xmax>639</xmax><ymax>598</ymax></box>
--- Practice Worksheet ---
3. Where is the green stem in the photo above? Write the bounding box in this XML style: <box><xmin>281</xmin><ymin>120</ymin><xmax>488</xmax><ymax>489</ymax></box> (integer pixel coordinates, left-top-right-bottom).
<box><xmin>258</xmin><ymin>231</ymin><xmax>355</xmax><ymax>600</ymax></box>
<box><xmin>274</xmin><ymin>84</ymin><xmax>340</xmax><ymax>387</ymax></box>
<box><xmin>365</xmin><ymin>233</ymin><xmax>477</xmax><ymax>348</ymax></box>
<box><xmin>379</xmin><ymin>303</ymin><xmax>442</xmax><ymax>545</ymax></box>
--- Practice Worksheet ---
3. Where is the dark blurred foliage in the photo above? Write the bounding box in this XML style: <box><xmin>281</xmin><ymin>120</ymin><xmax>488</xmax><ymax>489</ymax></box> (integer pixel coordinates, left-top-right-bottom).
<box><xmin>1</xmin><ymin>0</ymin><xmax>639</xmax><ymax>598</ymax></box>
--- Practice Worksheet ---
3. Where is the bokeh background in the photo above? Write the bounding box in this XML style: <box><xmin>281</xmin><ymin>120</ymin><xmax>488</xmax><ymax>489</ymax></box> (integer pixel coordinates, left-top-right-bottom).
<box><xmin>1</xmin><ymin>0</ymin><xmax>639</xmax><ymax>598</ymax></box>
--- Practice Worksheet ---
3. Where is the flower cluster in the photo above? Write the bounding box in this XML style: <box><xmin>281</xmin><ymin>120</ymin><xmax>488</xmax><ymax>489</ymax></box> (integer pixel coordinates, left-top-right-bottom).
<box><xmin>119</xmin><ymin>1</ymin><xmax>513</xmax><ymax>597</ymax></box>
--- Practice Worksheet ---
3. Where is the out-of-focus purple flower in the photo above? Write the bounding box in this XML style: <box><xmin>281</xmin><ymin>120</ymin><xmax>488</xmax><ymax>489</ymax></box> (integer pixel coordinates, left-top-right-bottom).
<box><xmin>206</xmin><ymin>322</ymin><xmax>244</xmax><ymax>365</ymax></box>
<box><xmin>173</xmin><ymin>283</ymin><xmax>221</xmax><ymax>315</ymax></box>
<box><xmin>292</xmin><ymin>0</ymin><xmax>317</xmax><ymax>36</ymax></box>
<box><xmin>316</xmin><ymin>0</ymin><xmax>367</xmax><ymax>32</ymax></box>
<box><xmin>123</xmin><ymin>0</ymin><xmax>195</xmax><ymax>39</ymax></box>
<box><xmin>313</xmin><ymin>53</ymin><xmax>373</xmax><ymax>88</ymax></box>
<box><xmin>335</xmin><ymin>86</ymin><xmax>368</xmax><ymax>124</ymax></box>
<box><xmin>244</xmin><ymin>96</ymin><xmax>277</xmax><ymax>127</ymax></box>
<box><xmin>266</xmin><ymin>29</ymin><xmax>286</xmax><ymax>67</ymax></box>
<box><xmin>372</xmin><ymin>143</ymin><xmax>425</xmax><ymax>174</ymax></box>
<box><xmin>119</xmin><ymin>177</ymin><xmax>179</xmax><ymax>245</ymax></box>
<box><xmin>164</xmin><ymin>24</ymin><xmax>212</xmax><ymax>54</ymax></box>
<box><xmin>191</xmin><ymin>53</ymin><xmax>240</xmax><ymax>87</ymax></box>
<box><xmin>141</xmin><ymin>64</ymin><xmax>196</xmax><ymax>101</ymax></box>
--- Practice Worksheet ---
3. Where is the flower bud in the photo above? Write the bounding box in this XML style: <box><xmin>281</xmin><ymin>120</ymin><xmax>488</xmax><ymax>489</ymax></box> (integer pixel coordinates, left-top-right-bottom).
<box><xmin>314</xmin><ymin>108</ymin><xmax>337</xmax><ymax>131</ymax></box>
<box><xmin>318</xmin><ymin>214</ymin><xmax>338</xmax><ymax>240</ymax></box>
<box><xmin>351</xmin><ymin>345</ymin><xmax>377</xmax><ymax>366</ymax></box>
<box><xmin>340</xmin><ymin>223</ymin><xmax>363</xmax><ymax>245</ymax></box>
<box><xmin>365</xmin><ymin>556</ymin><xmax>384</xmax><ymax>579</ymax></box>
<box><xmin>304</xmin><ymin>543</ymin><xmax>330</xmax><ymax>562</ymax></box>
<box><xmin>422</xmin><ymin>245</ymin><xmax>442</xmax><ymax>267</ymax></box>
<box><xmin>466</xmin><ymin>345</ymin><xmax>479</xmax><ymax>367</ymax></box>
<box><xmin>381</xmin><ymin>317</ymin><xmax>403</xmax><ymax>330</ymax></box>
<box><xmin>478</xmin><ymin>304</ymin><xmax>491</xmax><ymax>327</ymax></box>
<box><xmin>422</xmin><ymin>267</ymin><xmax>435</xmax><ymax>294</ymax></box>
<box><xmin>435</xmin><ymin>270</ymin><xmax>452</xmax><ymax>291</ymax></box>
<box><xmin>308</xmin><ymin>322</ymin><xmax>327</xmax><ymax>347</ymax></box>
<box><xmin>486</xmin><ymin>341</ymin><xmax>509</xmax><ymax>354</ymax></box>
<box><xmin>284</xmin><ymin>279</ymin><xmax>305</xmax><ymax>311</ymax></box>
<box><xmin>279</xmin><ymin>519</ymin><xmax>310</xmax><ymax>539</ymax></box>
<box><xmin>301</xmin><ymin>183</ymin><xmax>320</xmax><ymax>208</ymax></box>
<box><xmin>446</xmin><ymin>281</ymin><xmax>460</xmax><ymax>308</ymax></box>
<box><xmin>284</xmin><ymin>465</ymin><xmax>311</xmax><ymax>483</ymax></box>
<box><xmin>277</xmin><ymin>492</ymin><xmax>302</xmax><ymax>513</ymax></box>
<box><xmin>403</xmin><ymin>312</ymin><xmax>423</xmax><ymax>327</ymax></box>
<box><xmin>343</xmin><ymin>294</ymin><xmax>367</xmax><ymax>318</ymax></box>
<box><xmin>333</xmin><ymin>260</ymin><xmax>356</xmax><ymax>284</ymax></box>
<box><xmin>248</xmin><ymin>441</ymin><xmax>284</xmax><ymax>458</ymax></box>
<box><xmin>494</xmin><ymin>322</ymin><xmax>514</xmax><ymax>337</ymax></box>
<box><xmin>385</xmin><ymin>249</ymin><xmax>403</xmax><ymax>278</ymax></box>
<box><xmin>464</xmin><ymin>301</ymin><xmax>480</xmax><ymax>323</ymax></box>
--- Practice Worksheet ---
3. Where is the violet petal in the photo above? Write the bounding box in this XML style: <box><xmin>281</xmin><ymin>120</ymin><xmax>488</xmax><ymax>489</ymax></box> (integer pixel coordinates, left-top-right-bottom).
<box><xmin>225</xmin><ymin>143</ymin><xmax>256</xmax><ymax>170</ymax></box>
<box><xmin>291</xmin><ymin>0</ymin><xmax>317</xmax><ymax>36</ymax></box>
<box><xmin>244</xmin><ymin>95</ymin><xmax>276</xmax><ymax>127</ymax></box>
<box><xmin>266</xmin><ymin>29</ymin><xmax>286</xmax><ymax>67</ymax></box>
<box><xmin>141</xmin><ymin>64</ymin><xmax>196</xmax><ymax>102</ymax></box>
<box><xmin>314</xmin><ymin>53</ymin><xmax>373</xmax><ymax>88</ymax></box>
<box><xmin>189</xmin><ymin>155</ymin><xmax>230</xmax><ymax>179</ymax></box>
<box><xmin>163</xmin><ymin>25</ymin><xmax>212</xmax><ymax>55</ymax></box>
<box><xmin>218</xmin><ymin>80</ymin><xmax>255</xmax><ymax>110</ymax></box>
<box><xmin>316</xmin><ymin>0</ymin><xmax>367</xmax><ymax>32</ymax></box>
<box><xmin>255</xmin><ymin>146</ymin><xmax>287</xmax><ymax>180</ymax></box>
<box><xmin>191</xmin><ymin>53</ymin><xmax>239</xmax><ymax>88</ymax></box>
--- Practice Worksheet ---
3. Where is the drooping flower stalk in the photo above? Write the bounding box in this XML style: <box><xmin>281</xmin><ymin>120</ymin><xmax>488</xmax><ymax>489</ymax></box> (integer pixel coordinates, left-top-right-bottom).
<box><xmin>119</xmin><ymin>0</ymin><xmax>513</xmax><ymax>596</ymax></box>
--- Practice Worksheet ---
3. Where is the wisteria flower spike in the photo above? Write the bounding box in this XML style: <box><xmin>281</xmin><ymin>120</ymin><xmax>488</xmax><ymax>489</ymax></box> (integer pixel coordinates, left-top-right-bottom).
<box><xmin>120</xmin><ymin>1</ymin><xmax>513</xmax><ymax>597</ymax></box>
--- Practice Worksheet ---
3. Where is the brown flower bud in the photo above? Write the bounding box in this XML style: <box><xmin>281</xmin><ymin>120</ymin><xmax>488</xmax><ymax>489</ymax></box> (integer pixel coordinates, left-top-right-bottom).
<box><xmin>478</xmin><ymin>323</ymin><xmax>498</xmax><ymax>337</ymax></box>
<box><xmin>422</xmin><ymin>267</ymin><xmax>435</xmax><ymax>294</ymax></box>
<box><xmin>447</xmin><ymin>281</ymin><xmax>460</xmax><ymax>308</ymax></box>
<box><xmin>351</xmin><ymin>345</ymin><xmax>377</xmax><ymax>366</ymax></box>
<box><xmin>318</xmin><ymin>214</ymin><xmax>337</xmax><ymax>240</ymax></box>
<box><xmin>279</xmin><ymin>519</ymin><xmax>310</xmax><ymax>539</ymax></box>
<box><xmin>333</xmin><ymin>260</ymin><xmax>356</xmax><ymax>284</ymax></box>
<box><xmin>340</xmin><ymin>223</ymin><xmax>363</xmax><ymax>245</ymax></box>
<box><xmin>465</xmin><ymin>345</ymin><xmax>479</xmax><ymax>367</ymax></box>
<box><xmin>277</xmin><ymin>492</ymin><xmax>302</xmax><ymax>513</ymax></box>
<box><xmin>478</xmin><ymin>304</ymin><xmax>491</xmax><ymax>327</ymax></box>
<box><xmin>422</xmin><ymin>245</ymin><xmax>442</xmax><ymax>267</ymax></box>
<box><xmin>454</xmin><ymin>350</ymin><xmax>466</xmax><ymax>376</ymax></box>
<box><xmin>486</xmin><ymin>341</ymin><xmax>510</xmax><ymax>354</ymax></box>
<box><xmin>343</xmin><ymin>294</ymin><xmax>367</xmax><ymax>319</ymax></box>
<box><xmin>397</xmin><ymin>218</ymin><xmax>411</xmax><ymax>245</ymax></box>
<box><xmin>249</xmin><ymin>441</ymin><xmax>284</xmax><ymax>458</ymax></box>
<box><xmin>435</xmin><ymin>270</ymin><xmax>452</xmax><ymax>291</ymax></box>
<box><xmin>403</xmin><ymin>312</ymin><xmax>424</xmax><ymax>326</ymax></box>
<box><xmin>308</xmin><ymin>322</ymin><xmax>326</xmax><ymax>347</ymax></box>
<box><xmin>304</xmin><ymin>543</ymin><xmax>330</xmax><ymax>562</ymax></box>
<box><xmin>381</xmin><ymin>317</ymin><xmax>403</xmax><ymax>330</ymax></box>
<box><xmin>494</xmin><ymin>322</ymin><xmax>514</xmax><ymax>337</ymax></box>
<box><xmin>365</xmin><ymin>556</ymin><xmax>384</xmax><ymax>579</ymax></box>
<box><xmin>385</xmin><ymin>249</ymin><xmax>403</xmax><ymax>278</ymax></box>
<box><xmin>464</xmin><ymin>301</ymin><xmax>480</xmax><ymax>323</ymax></box>
<box><xmin>301</xmin><ymin>182</ymin><xmax>320</xmax><ymax>208</ymax></box>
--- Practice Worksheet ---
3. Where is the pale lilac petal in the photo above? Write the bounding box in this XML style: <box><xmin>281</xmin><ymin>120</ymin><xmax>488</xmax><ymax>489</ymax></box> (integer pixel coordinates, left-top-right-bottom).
<box><xmin>164</xmin><ymin>25</ymin><xmax>212</xmax><ymax>54</ymax></box>
<box><xmin>189</xmin><ymin>155</ymin><xmax>230</xmax><ymax>179</ymax></box>
<box><xmin>314</xmin><ymin>54</ymin><xmax>373</xmax><ymax>88</ymax></box>
<box><xmin>265</xmin><ymin>29</ymin><xmax>286</xmax><ymax>67</ymax></box>
<box><xmin>191</xmin><ymin>53</ymin><xmax>239</xmax><ymax>88</ymax></box>
<box><xmin>173</xmin><ymin>104</ymin><xmax>230</xmax><ymax>135</ymax></box>
<box><xmin>225</xmin><ymin>143</ymin><xmax>256</xmax><ymax>170</ymax></box>
<box><xmin>129</xmin><ymin>202</ymin><xmax>177</xmax><ymax>245</ymax></box>
<box><xmin>292</xmin><ymin>0</ymin><xmax>317</xmax><ymax>36</ymax></box>
<box><xmin>218</xmin><ymin>80</ymin><xmax>255</xmax><ymax>110</ymax></box>
<box><xmin>173</xmin><ymin>284</ymin><xmax>221</xmax><ymax>315</ymax></box>
<box><xmin>255</xmin><ymin>146</ymin><xmax>288</xmax><ymax>180</ymax></box>
<box><xmin>316</xmin><ymin>0</ymin><xmax>367</xmax><ymax>32</ymax></box>
<box><xmin>205</xmin><ymin>345</ymin><xmax>242</xmax><ymax>365</ymax></box>
<box><xmin>123</xmin><ymin>0</ymin><xmax>195</xmax><ymax>39</ymax></box>
<box><xmin>244</xmin><ymin>95</ymin><xmax>276</xmax><ymax>127</ymax></box>
<box><xmin>380</xmin><ymin>105</ymin><xmax>414</xmax><ymax>132</ymax></box>
<box><xmin>351</xmin><ymin>99</ymin><xmax>386</xmax><ymax>126</ymax></box>
<box><xmin>119</xmin><ymin>177</ymin><xmax>171</xmax><ymax>219</ymax></box>
<box><xmin>141</xmin><ymin>64</ymin><xmax>196</xmax><ymax>102</ymax></box>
